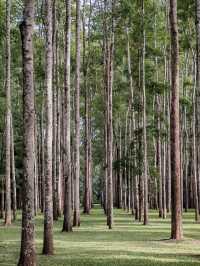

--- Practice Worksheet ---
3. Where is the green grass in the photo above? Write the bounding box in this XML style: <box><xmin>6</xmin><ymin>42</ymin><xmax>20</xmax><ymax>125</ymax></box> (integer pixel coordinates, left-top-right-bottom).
<box><xmin>1</xmin><ymin>206</ymin><xmax>200</xmax><ymax>265</ymax></box>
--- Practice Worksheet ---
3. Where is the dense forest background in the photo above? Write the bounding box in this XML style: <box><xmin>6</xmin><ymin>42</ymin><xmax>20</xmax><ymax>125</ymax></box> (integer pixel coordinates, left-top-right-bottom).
<box><xmin>0</xmin><ymin>0</ymin><xmax>195</xmax><ymax>206</ymax></box>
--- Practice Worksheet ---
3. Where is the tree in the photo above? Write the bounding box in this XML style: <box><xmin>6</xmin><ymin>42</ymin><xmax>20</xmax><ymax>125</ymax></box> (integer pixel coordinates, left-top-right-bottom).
<box><xmin>169</xmin><ymin>0</ymin><xmax>183</xmax><ymax>240</ymax></box>
<box><xmin>106</xmin><ymin>0</ymin><xmax>114</xmax><ymax>229</ymax></box>
<box><xmin>196</xmin><ymin>0</ymin><xmax>200</xmax><ymax>217</ymax></box>
<box><xmin>43</xmin><ymin>0</ymin><xmax>54</xmax><ymax>255</ymax></box>
<box><xmin>63</xmin><ymin>0</ymin><xmax>73</xmax><ymax>232</ymax></box>
<box><xmin>52</xmin><ymin>0</ymin><xmax>58</xmax><ymax>221</ymax></box>
<box><xmin>83</xmin><ymin>0</ymin><xmax>91</xmax><ymax>215</ymax></box>
<box><xmin>18</xmin><ymin>0</ymin><xmax>36</xmax><ymax>264</ymax></box>
<box><xmin>5</xmin><ymin>0</ymin><xmax>12</xmax><ymax>226</ymax></box>
<box><xmin>73</xmin><ymin>0</ymin><xmax>81</xmax><ymax>227</ymax></box>
<box><xmin>11</xmin><ymin>118</ymin><xmax>17</xmax><ymax>221</ymax></box>
<box><xmin>142</xmin><ymin>0</ymin><xmax>148</xmax><ymax>226</ymax></box>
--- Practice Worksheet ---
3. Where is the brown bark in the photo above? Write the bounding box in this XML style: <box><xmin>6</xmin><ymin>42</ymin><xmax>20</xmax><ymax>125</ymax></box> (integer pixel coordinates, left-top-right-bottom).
<box><xmin>169</xmin><ymin>0</ymin><xmax>183</xmax><ymax>240</ymax></box>
<box><xmin>142</xmin><ymin>0</ymin><xmax>148</xmax><ymax>225</ymax></box>
<box><xmin>73</xmin><ymin>0</ymin><xmax>81</xmax><ymax>227</ymax></box>
<box><xmin>83</xmin><ymin>0</ymin><xmax>90</xmax><ymax>214</ymax></box>
<box><xmin>43</xmin><ymin>0</ymin><xmax>54</xmax><ymax>255</ymax></box>
<box><xmin>196</xmin><ymin>0</ymin><xmax>200</xmax><ymax>217</ymax></box>
<box><xmin>18</xmin><ymin>0</ymin><xmax>36</xmax><ymax>264</ymax></box>
<box><xmin>52</xmin><ymin>0</ymin><xmax>58</xmax><ymax>221</ymax></box>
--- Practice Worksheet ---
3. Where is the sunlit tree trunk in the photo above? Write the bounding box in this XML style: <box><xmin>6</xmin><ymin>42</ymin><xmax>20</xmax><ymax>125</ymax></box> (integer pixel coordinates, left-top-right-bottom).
<box><xmin>43</xmin><ymin>0</ymin><xmax>54</xmax><ymax>255</ymax></box>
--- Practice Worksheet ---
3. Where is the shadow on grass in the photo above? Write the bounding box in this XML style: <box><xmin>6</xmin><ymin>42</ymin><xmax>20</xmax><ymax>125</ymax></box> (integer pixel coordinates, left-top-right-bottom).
<box><xmin>1</xmin><ymin>206</ymin><xmax>200</xmax><ymax>266</ymax></box>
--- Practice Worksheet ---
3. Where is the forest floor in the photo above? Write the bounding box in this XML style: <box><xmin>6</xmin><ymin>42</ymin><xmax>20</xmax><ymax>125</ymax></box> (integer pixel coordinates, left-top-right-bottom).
<box><xmin>0</xmin><ymin>206</ymin><xmax>200</xmax><ymax>266</ymax></box>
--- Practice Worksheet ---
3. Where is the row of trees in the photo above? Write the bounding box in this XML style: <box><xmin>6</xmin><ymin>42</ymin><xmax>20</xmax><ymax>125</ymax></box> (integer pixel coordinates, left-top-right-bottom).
<box><xmin>1</xmin><ymin>0</ymin><xmax>200</xmax><ymax>265</ymax></box>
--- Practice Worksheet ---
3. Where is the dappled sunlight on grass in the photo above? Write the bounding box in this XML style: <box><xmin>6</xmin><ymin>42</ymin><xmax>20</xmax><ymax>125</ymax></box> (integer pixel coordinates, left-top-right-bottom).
<box><xmin>0</xmin><ymin>206</ymin><xmax>200</xmax><ymax>265</ymax></box>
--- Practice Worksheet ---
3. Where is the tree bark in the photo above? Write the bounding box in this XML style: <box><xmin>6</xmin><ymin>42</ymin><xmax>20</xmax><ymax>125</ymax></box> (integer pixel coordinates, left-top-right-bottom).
<box><xmin>5</xmin><ymin>0</ymin><xmax>12</xmax><ymax>226</ymax></box>
<box><xmin>106</xmin><ymin>2</ymin><xmax>114</xmax><ymax>227</ymax></box>
<box><xmin>192</xmin><ymin>54</ymin><xmax>200</xmax><ymax>222</ymax></box>
<box><xmin>169</xmin><ymin>0</ymin><xmax>183</xmax><ymax>240</ymax></box>
<box><xmin>63</xmin><ymin>0</ymin><xmax>73</xmax><ymax>232</ymax></box>
<box><xmin>196</xmin><ymin>0</ymin><xmax>200</xmax><ymax>218</ymax></box>
<box><xmin>83</xmin><ymin>0</ymin><xmax>90</xmax><ymax>214</ymax></box>
<box><xmin>142</xmin><ymin>0</ymin><xmax>148</xmax><ymax>225</ymax></box>
<box><xmin>11</xmin><ymin>118</ymin><xmax>17</xmax><ymax>221</ymax></box>
<box><xmin>18</xmin><ymin>0</ymin><xmax>36</xmax><ymax>264</ymax></box>
<box><xmin>52</xmin><ymin>0</ymin><xmax>58</xmax><ymax>221</ymax></box>
<box><xmin>43</xmin><ymin>0</ymin><xmax>54</xmax><ymax>255</ymax></box>
<box><xmin>73</xmin><ymin>0</ymin><xmax>81</xmax><ymax>227</ymax></box>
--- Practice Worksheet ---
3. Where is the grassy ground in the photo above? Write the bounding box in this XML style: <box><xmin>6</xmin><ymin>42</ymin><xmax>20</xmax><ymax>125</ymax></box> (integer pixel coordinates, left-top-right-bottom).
<box><xmin>0</xmin><ymin>206</ymin><xmax>200</xmax><ymax>266</ymax></box>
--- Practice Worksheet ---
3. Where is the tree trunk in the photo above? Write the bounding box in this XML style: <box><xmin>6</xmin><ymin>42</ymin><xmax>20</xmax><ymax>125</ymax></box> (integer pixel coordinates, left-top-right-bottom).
<box><xmin>106</xmin><ymin>3</ymin><xmax>114</xmax><ymax>226</ymax></box>
<box><xmin>63</xmin><ymin>0</ymin><xmax>73</xmax><ymax>232</ymax></box>
<box><xmin>43</xmin><ymin>0</ymin><xmax>54</xmax><ymax>255</ymax></box>
<box><xmin>0</xmin><ymin>178</ymin><xmax>4</xmax><ymax>219</ymax></box>
<box><xmin>5</xmin><ymin>0</ymin><xmax>12</xmax><ymax>226</ymax></box>
<box><xmin>73</xmin><ymin>0</ymin><xmax>81</xmax><ymax>227</ymax></box>
<box><xmin>169</xmin><ymin>0</ymin><xmax>183</xmax><ymax>240</ymax></box>
<box><xmin>18</xmin><ymin>0</ymin><xmax>36</xmax><ymax>264</ymax></box>
<box><xmin>83</xmin><ymin>0</ymin><xmax>90</xmax><ymax>214</ymax></box>
<box><xmin>107</xmin><ymin>38</ymin><xmax>114</xmax><ymax>229</ymax></box>
<box><xmin>52</xmin><ymin>0</ymin><xmax>58</xmax><ymax>221</ymax></box>
<box><xmin>11</xmin><ymin>118</ymin><xmax>17</xmax><ymax>221</ymax></box>
<box><xmin>196</xmin><ymin>0</ymin><xmax>200</xmax><ymax>217</ymax></box>
<box><xmin>142</xmin><ymin>0</ymin><xmax>148</xmax><ymax>226</ymax></box>
<box><xmin>192</xmin><ymin>55</ymin><xmax>200</xmax><ymax>222</ymax></box>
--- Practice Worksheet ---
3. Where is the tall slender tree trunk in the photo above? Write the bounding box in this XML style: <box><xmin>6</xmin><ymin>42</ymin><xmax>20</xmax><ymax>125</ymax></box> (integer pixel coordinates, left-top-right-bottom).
<box><xmin>55</xmin><ymin>36</ymin><xmax>62</xmax><ymax>216</ymax></box>
<box><xmin>73</xmin><ymin>0</ymin><xmax>81</xmax><ymax>227</ymax></box>
<box><xmin>106</xmin><ymin>0</ymin><xmax>114</xmax><ymax>227</ymax></box>
<box><xmin>138</xmin><ymin>53</ymin><xmax>143</xmax><ymax>222</ymax></box>
<box><xmin>169</xmin><ymin>0</ymin><xmax>183</xmax><ymax>240</ymax></box>
<box><xmin>63</xmin><ymin>0</ymin><xmax>73</xmax><ymax>232</ymax></box>
<box><xmin>107</xmin><ymin>38</ymin><xmax>114</xmax><ymax>228</ymax></box>
<box><xmin>192</xmin><ymin>55</ymin><xmax>200</xmax><ymax>222</ymax></box>
<box><xmin>5</xmin><ymin>0</ymin><xmax>12</xmax><ymax>226</ymax></box>
<box><xmin>0</xmin><ymin>178</ymin><xmax>4</xmax><ymax>219</ymax></box>
<box><xmin>18</xmin><ymin>0</ymin><xmax>36</xmax><ymax>264</ymax></box>
<box><xmin>34</xmin><ymin>116</ymin><xmax>39</xmax><ymax>215</ymax></box>
<box><xmin>167</xmin><ymin>92</ymin><xmax>171</xmax><ymax>213</ymax></box>
<box><xmin>124</xmin><ymin>109</ymin><xmax>129</xmax><ymax>211</ymax></box>
<box><xmin>56</xmin><ymin>89</ymin><xmax>62</xmax><ymax>217</ymax></box>
<box><xmin>43</xmin><ymin>0</ymin><xmax>54</xmax><ymax>255</ymax></box>
<box><xmin>52</xmin><ymin>0</ymin><xmax>58</xmax><ymax>221</ymax></box>
<box><xmin>119</xmin><ymin>127</ymin><xmax>123</xmax><ymax>209</ymax></box>
<box><xmin>83</xmin><ymin>0</ymin><xmax>90</xmax><ymax>214</ymax></box>
<box><xmin>88</xmin><ymin>93</ymin><xmax>93</xmax><ymax>209</ymax></box>
<box><xmin>142</xmin><ymin>0</ymin><xmax>148</xmax><ymax>225</ymax></box>
<box><xmin>41</xmin><ymin>100</ymin><xmax>45</xmax><ymax>213</ymax></box>
<box><xmin>196</xmin><ymin>0</ymin><xmax>200</xmax><ymax>217</ymax></box>
<box><xmin>11</xmin><ymin>119</ymin><xmax>17</xmax><ymax>221</ymax></box>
